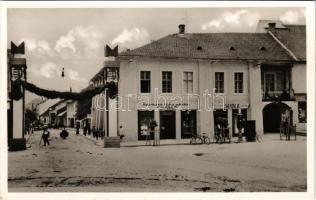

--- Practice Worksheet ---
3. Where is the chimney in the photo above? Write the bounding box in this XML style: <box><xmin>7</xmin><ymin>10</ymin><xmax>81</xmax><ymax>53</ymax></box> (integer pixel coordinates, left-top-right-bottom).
<box><xmin>178</xmin><ymin>24</ymin><xmax>185</xmax><ymax>34</ymax></box>
<box><xmin>268</xmin><ymin>22</ymin><xmax>276</xmax><ymax>29</ymax></box>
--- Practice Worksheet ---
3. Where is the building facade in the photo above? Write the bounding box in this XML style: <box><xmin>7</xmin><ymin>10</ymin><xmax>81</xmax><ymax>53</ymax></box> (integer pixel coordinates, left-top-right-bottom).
<box><xmin>66</xmin><ymin>100</ymin><xmax>77</xmax><ymax>128</ymax></box>
<box><xmin>90</xmin><ymin>20</ymin><xmax>306</xmax><ymax>141</ymax></box>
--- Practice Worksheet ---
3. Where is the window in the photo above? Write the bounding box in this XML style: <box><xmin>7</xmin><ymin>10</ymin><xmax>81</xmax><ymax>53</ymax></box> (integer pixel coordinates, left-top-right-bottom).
<box><xmin>215</xmin><ymin>72</ymin><xmax>224</xmax><ymax>93</ymax></box>
<box><xmin>140</xmin><ymin>71</ymin><xmax>151</xmax><ymax>93</ymax></box>
<box><xmin>183</xmin><ymin>72</ymin><xmax>193</xmax><ymax>93</ymax></box>
<box><xmin>234</xmin><ymin>72</ymin><xmax>244</xmax><ymax>93</ymax></box>
<box><xmin>162</xmin><ymin>71</ymin><xmax>172</xmax><ymax>93</ymax></box>
<box><xmin>265</xmin><ymin>73</ymin><xmax>276</xmax><ymax>92</ymax></box>
<box><xmin>298</xmin><ymin>101</ymin><xmax>307</xmax><ymax>123</ymax></box>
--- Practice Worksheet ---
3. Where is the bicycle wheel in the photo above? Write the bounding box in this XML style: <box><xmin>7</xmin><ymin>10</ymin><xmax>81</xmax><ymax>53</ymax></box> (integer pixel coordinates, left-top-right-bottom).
<box><xmin>195</xmin><ymin>137</ymin><xmax>203</xmax><ymax>145</ymax></box>
<box><xmin>204</xmin><ymin>137</ymin><xmax>211</xmax><ymax>145</ymax></box>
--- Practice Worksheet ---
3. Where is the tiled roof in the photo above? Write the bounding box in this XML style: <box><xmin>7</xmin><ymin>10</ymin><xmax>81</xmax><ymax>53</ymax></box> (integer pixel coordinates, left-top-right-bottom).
<box><xmin>119</xmin><ymin>33</ymin><xmax>293</xmax><ymax>61</ymax></box>
<box><xmin>273</xmin><ymin>25</ymin><xmax>306</xmax><ymax>61</ymax></box>
<box><xmin>37</xmin><ymin>98</ymin><xmax>61</xmax><ymax>116</ymax></box>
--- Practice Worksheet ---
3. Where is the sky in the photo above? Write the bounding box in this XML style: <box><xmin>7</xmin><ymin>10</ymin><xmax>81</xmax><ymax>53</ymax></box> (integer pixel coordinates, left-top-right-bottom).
<box><xmin>7</xmin><ymin>8</ymin><xmax>306</xmax><ymax>103</ymax></box>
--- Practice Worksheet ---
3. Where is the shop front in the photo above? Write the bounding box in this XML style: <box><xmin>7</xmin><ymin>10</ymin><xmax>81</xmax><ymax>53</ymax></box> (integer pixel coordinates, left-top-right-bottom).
<box><xmin>213</xmin><ymin>103</ymin><xmax>249</xmax><ymax>138</ymax></box>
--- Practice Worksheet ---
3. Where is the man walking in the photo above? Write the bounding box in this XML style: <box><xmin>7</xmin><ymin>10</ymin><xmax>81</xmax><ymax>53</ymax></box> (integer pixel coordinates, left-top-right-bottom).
<box><xmin>41</xmin><ymin>127</ymin><xmax>50</xmax><ymax>146</ymax></box>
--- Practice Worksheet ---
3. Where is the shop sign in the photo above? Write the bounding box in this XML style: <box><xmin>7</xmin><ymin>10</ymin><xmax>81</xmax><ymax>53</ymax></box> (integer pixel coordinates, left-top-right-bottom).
<box><xmin>225</xmin><ymin>103</ymin><xmax>249</xmax><ymax>109</ymax></box>
<box><xmin>213</xmin><ymin>103</ymin><xmax>249</xmax><ymax>110</ymax></box>
<box><xmin>142</xmin><ymin>103</ymin><xmax>189</xmax><ymax>110</ymax></box>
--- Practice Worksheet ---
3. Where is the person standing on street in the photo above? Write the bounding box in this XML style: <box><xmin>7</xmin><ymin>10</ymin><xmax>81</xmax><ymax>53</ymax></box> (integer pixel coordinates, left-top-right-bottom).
<box><xmin>76</xmin><ymin>122</ymin><xmax>80</xmax><ymax>136</ymax></box>
<box><xmin>41</xmin><ymin>127</ymin><xmax>50</xmax><ymax>146</ymax></box>
<box><xmin>149</xmin><ymin>119</ymin><xmax>158</xmax><ymax>145</ymax></box>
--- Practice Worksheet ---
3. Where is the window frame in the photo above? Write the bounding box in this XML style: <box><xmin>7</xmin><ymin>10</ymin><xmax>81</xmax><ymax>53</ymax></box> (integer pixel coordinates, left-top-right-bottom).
<box><xmin>214</xmin><ymin>72</ymin><xmax>225</xmax><ymax>94</ymax></box>
<box><xmin>183</xmin><ymin>71</ymin><xmax>194</xmax><ymax>94</ymax></box>
<box><xmin>140</xmin><ymin>71</ymin><xmax>151</xmax><ymax>94</ymax></box>
<box><xmin>233</xmin><ymin>72</ymin><xmax>245</xmax><ymax>94</ymax></box>
<box><xmin>162</xmin><ymin>71</ymin><xmax>173</xmax><ymax>93</ymax></box>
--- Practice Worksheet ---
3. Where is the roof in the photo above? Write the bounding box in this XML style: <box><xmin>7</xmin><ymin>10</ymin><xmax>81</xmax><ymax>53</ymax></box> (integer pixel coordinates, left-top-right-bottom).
<box><xmin>272</xmin><ymin>25</ymin><xmax>306</xmax><ymax>61</ymax></box>
<box><xmin>57</xmin><ymin>111</ymin><xmax>67</xmax><ymax>117</ymax></box>
<box><xmin>26</xmin><ymin>97</ymin><xmax>45</xmax><ymax>110</ymax></box>
<box><xmin>37</xmin><ymin>99</ymin><xmax>61</xmax><ymax>116</ymax></box>
<box><xmin>119</xmin><ymin>33</ymin><xmax>293</xmax><ymax>61</ymax></box>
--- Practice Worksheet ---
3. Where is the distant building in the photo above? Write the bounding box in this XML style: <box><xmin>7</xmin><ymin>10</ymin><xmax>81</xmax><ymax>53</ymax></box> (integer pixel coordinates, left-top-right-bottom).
<box><xmin>37</xmin><ymin>99</ymin><xmax>61</xmax><ymax>126</ymax></box>
<box><xmin>53</xmin><ymin>100</ymin><xmax>67</xmax><ymax>128</ymax></box>
<box><xmin>37</xmin><ymin>99</ymin><xmax>67</xmax><ymax>128</ymax></box>
<box><xmin>90</xmin><ymin>60</ymin><xmax>119</xmax><ymax>136</ymax></box>
<box><xmin>66</xmin><ymin>100</ymin><xmax>77</xmax><ymax>128</ymax></box>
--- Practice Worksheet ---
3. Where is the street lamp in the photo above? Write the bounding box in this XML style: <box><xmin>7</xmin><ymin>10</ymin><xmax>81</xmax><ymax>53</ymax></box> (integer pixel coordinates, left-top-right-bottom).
<box><xmin>61</xmin><ymin>67</ymin><xmax>65</xmax><ymax>78</ymax></box>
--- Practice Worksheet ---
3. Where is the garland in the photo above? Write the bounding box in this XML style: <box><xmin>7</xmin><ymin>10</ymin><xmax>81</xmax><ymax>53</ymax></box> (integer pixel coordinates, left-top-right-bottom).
<box><xmin>10</xmin><ymin>80</ymin><xmax>118</xmax><ymax>101</ymax></box>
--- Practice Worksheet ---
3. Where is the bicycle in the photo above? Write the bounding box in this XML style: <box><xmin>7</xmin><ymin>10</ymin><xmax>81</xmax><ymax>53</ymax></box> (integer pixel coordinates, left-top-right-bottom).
<box><xmin>190</xmin><ymin>133</ymin><xmax>211</xmax><ymax>145</ymax></box>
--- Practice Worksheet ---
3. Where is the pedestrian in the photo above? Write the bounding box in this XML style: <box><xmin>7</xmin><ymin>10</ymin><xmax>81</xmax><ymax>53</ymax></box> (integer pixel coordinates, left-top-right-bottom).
<box><xmin>76</xmin><ymin>123</ymin><xmax>80</xmax><ymax>136</ymax></box>
<box><xmin>95</xmin><ymin>130</ymin><xmax>99</xmax><ymax>140</ymax></box>
<box><xmin>83</xmin><ymin>123</ymin><xmax>88</xmax><ymax>136</ymax></box>
<box><xmin>60</xmin><ymin>127</ymin><xmax>69</xmax><ymax>139</ymax></box>
<box><xmin>149</xmin><ymin>119</ymin><xmax>158</xmax><ymax>145</ymax></box>
<box><xmin>41</xmin><ymin>127</ymin><xmax>50</xmax><ymax>146</ymax></box>
<box><xmin>87</xmin><ymin>124</ymin><xmax>91</xmax><ymax>136</ymax></box>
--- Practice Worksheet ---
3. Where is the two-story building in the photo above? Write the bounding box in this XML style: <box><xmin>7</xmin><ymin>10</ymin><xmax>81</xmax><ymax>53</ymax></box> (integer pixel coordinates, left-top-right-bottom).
<box><xmin>90</xmin><ymin>20</ymin><xmax>306</xmax><ymax>142</ymax></box>
<box><xmin>256</xmin><ymin>20</ymin><xmax>306</xmax><ymax>133</ymax></box>
<box><xmin>90</xmin><ymin>60</ymin><xmax>119</xmax><ymax>137</ymax></box>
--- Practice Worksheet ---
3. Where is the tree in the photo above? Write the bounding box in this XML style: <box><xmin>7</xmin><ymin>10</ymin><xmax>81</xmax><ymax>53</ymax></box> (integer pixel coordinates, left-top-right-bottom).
<box><xmin>25</xmin><ymin>108</ymin><xmax>38</xmax><ymax>127</ymax></box>
<box><xmin>76</xmin><ymin>98</ymin><xmax>91</xmax><ymax>120</ymax></box>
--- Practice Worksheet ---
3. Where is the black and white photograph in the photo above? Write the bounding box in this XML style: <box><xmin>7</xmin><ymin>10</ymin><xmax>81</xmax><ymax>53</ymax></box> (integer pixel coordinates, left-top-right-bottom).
<box><xmin>1</xmin><ymin>1</ymin><xmax>315</xmax><ymax>199</ymax></box>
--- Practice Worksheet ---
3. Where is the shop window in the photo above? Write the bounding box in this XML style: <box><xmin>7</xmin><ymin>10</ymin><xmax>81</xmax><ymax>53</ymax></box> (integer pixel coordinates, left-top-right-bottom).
<box><xmin>162</xmin><ymin>71</ymin><xmax>172</xmax><ymax>93</ymax></box>
<box><xmin>181</xmin><ymin>110</ymin><xmax>196</xmax><ymax>138</ymax></box>
<box><xmin>215</xmin><ymin>72</ymin><xmax>224</xmax><ymax>93</ymax></box>
<box><xmin>234</xmin><ymin>72</ymin><xmax>244</xmax><ymax>93</ymax></box>
<box><xmin>138</xmin><ymin>111</ymin><xmax>154</xmax><ymax>140</ymax></box>
<box><xmin>183</xmin><ymin>72</ymin><xmax>193</xmax><ymax>93</ymax></box>
<box><xmin>140</xmin><ymin>71</ymin><xmax>151</xmax><ymax>93</ymax></box>
<box><xmin>298</xmin><ymin>101</ymin><xmax>307</xmax><ymax>123</ymax></box>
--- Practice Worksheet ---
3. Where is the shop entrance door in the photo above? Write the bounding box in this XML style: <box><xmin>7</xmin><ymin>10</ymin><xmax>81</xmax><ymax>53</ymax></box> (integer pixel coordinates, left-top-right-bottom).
<box><xmin>160</xmin><ymin>111</ymin><xmax>176</xmax><ymax>139</ymax></box>
<box><xmin>181</xmin><ymin>110</ymin><xmax>196</xmax><ymax>138</ymax></box>
<box><xmin>213</xmin><ymin>109</ymin><xmax>228</xmax><ymax>131</ymax></box>
<box><xmin>232</xmin><ymin>109</ymin><xmax>247</xmax><ymax>137</ymax></box>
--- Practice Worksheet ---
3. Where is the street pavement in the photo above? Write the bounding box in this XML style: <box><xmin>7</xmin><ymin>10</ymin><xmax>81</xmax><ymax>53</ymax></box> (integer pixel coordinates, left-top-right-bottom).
<box><xmin>8</xmin><ymin>129</ymin><xmax>306</xmax><ymax>192</ymax></box>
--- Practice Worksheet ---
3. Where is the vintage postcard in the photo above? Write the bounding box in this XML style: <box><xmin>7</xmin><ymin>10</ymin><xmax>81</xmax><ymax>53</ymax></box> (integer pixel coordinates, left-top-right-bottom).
<box><xmin>0</xmin><ymin>1</ymin><xmax>315</xmax><ymax>200</ymax></box>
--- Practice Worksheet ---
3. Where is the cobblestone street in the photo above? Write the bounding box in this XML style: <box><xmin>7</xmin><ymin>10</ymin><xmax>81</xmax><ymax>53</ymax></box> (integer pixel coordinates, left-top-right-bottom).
<box><xmin>8</xmin><ymin>129</ymin><xmax>307</xmax><ymax>192</ymax></box>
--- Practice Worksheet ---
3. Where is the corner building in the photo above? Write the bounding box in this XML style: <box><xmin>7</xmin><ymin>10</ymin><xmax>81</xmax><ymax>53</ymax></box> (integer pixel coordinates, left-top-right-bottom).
<box><xmin>91</xmin><ymin>20</ymin><xmax>306</xmax><ymax>142</ymax></box>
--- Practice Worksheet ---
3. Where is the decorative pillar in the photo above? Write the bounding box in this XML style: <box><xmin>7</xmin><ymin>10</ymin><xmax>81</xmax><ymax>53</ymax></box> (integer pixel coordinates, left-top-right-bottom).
<box><xmin>103</xmin><ymin>44</ymin><xmax>120</xmax><ymax>147</ymax></box>
<box><xmin>8</xmin><ymin>42</ymin><xmax>27</xmax><ymax>151</ymax></box>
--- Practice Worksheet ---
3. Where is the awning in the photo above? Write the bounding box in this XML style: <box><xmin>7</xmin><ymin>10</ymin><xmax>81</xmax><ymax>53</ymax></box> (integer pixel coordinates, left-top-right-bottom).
<box><xmin>57</xmin><ymin>111</ymin><xmax>67</xmax><ymax>117</ymax></box>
